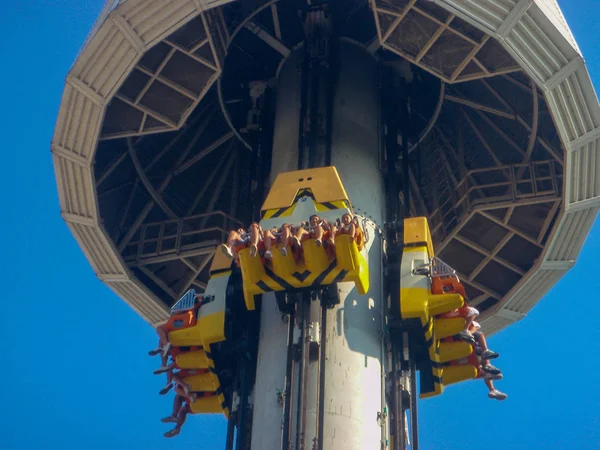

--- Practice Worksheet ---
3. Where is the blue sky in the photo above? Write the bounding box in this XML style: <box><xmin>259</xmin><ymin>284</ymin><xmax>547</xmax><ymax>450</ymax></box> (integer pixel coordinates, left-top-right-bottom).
<box><xmin>1</xmin><ymin>1</ymin><xmax>599</xmax><ymax>449</ymax></box>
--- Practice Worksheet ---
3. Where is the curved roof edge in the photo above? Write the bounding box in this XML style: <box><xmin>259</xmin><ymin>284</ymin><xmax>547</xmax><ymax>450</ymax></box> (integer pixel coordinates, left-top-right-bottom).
<box><xmin>51</xmin><ymin>0</ymin><xmax>600</xmax><ymax>332</ymax></box>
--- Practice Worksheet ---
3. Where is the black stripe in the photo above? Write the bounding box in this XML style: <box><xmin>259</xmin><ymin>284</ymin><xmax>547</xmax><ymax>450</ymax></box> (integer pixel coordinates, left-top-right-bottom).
<box><xmin>422</xmin><ymin>316</ymin><xmax>432</xmax><ymax>332</ymax></box>
<box><xmin>333</xmin><ymin>269</ymin><xmax>348</xmax><ymax>283</ymax></box>
<box><xmin>205</xmin><ymin>351</ymin><xmax>213</xmax><ymax>360</ymax></box>
<box><xmin>264</xmin><ymin>266</ymin><xmax>295</xmax><ymax>290</ymax></box>
<box><xmin>312</xmin><ymin>260</ymin><xmax>338</xmax><ymax>287</ymax></box>
<box><xmin>295</xmin><ymin>189</ymin><xmax>315</xmax><ymax>201</ymax></box>
<box><xmin>256</xmin><ymin>280</ymin><xmax>272</xmax><ymax>292</ymax></box>
<box><xmin>216</xmin><ymin>387</ymin><xmax>223</xmax><ymax>395</ymax></box>
<box><xmin>433</xmin><ymin>376</ymin><xmax>443</xmax><ymax>385</ymax></box>
<box><xmin>210</xmin><ymin>267</ymin><xmax>231</xmax><ymax>276</ymax></box>
<box><xmin>271</xmin><ymin>207</ymin><xmax>288</xmax><ymax>218</ymax></box>
<box><xmin>221</xmin><ymin>401</ymin><xmax>228</xmax><ymax>410</ymax></box>
<box><xmin>292</xmin><ymin>270</ymin><xmax>311</xmax><ymax>282</ymax></box>
<box><xmin>320</xmin><ymin>201</ymin><xmax>337</xmax><ymax>210</ymax></box>
<box><xmin>431</xmin><ymin>361</ymin><xmax>443</xmax><ymax>369</ymax></box>
<box><xmin>425</xmin><ymin>335</ymin><xmax>434</xmax><ymax>349</ymax></box>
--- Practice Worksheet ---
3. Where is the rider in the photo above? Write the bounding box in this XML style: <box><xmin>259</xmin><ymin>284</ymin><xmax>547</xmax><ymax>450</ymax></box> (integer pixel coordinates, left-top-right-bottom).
<box><xmin>263</xmin><ymin>223</ymin><xmax>295</xmax><ymax>259</ymax></box>
<box><xmin>293</xmin><ymin>214</ymin><xmax>330</xmax><ymax>247</ymax></box>
<box><xmin>220</xmin><ymin>223</ymin><xmax>263</xmax><ymax>259</ymax></box>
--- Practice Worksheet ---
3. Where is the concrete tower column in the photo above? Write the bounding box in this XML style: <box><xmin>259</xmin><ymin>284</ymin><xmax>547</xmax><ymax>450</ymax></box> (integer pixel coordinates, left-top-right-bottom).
<box><xmin>251</xmin><ymin>40</ymin><xmax>386</xmax><ymax>450</ymax></box>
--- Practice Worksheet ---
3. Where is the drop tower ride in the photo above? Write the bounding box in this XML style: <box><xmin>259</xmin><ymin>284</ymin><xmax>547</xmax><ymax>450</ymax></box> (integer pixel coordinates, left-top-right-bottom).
<box><xmin>51</xmin><ymin>1</ymin><xmax>600</xmax><ymax>449</ymax></box>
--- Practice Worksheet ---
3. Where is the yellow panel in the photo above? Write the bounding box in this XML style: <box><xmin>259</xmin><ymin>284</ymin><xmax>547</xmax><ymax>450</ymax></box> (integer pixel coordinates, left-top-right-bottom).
<box><xmin>404</xmin><ymin>217</ymin><xmax>434</xmax><ymax>258</ymax></box>
<box><xmin>196</xmin><ymin>311</ymin><xmax>226</xmax><ymax>345</ymax></box>
<box><xmin>400</xmin><ymin>287</ymin><xmax>430</xmax><ymax>325</ymax></box>
<box><xmin>442</xmin><ymin>364</ymin><xmax>478</xmax><ymax>385</ymax></box>
<box><xmin>169</xmin><ymin>325</ymin><xmax>204</xmax><ymax>347</ymax></box>
<box><xmin>176</xmin><ymin>350</ymin><xmax>210</xmax><ymax>369</ymax></box>
<box><xmin>428</xmin><ymin>293</ymin><xmax>464</xmax><ymax>316</ymax></box>
<box><xmin>302</xmin><ymin>239</ymin><xmax>330</xmax><ymax>273</ymax></box>
<box><xmin>261</xmin><ymin>167</ymin><xmax>350</xmax><ymax>212</ymax></box>
<box><xmin>184</xmin><ymin>372</ymin><xmax>220</xmax><ymax>392</ymax></box>
<box><xmin>239</xmin><ymin>241</ymin><xmax>370</xmax><ymax>309</ymax></box>
<box><xmin>270</xmin><ymin>245</ymin><xmax>298</xmax><ymax>278</ymax></box>
<box><xmin>189</xmin><ymin>395</ymin><xmax>224</xmax><ymax>414</ymax></box>
<box><xmin>355</xmin><ymin>253</ymin><xmax>370</xmax><ymax>295</ymax></box>
<box><xmin>239</xmin><ymin>247</ymin><xmax>266</xmax><ymax>285</ymax></box>
<box><xmin>434</xmin><ymin>317</ymin><xmax>466</xmax><ymax>339</ymax></box>
<box><xmin>438</xmin><ymin>341</ymin><xmax>473</xmax><ymax>363</ymax></box>
<box><xmin>335</xmin><ymin>234</ymin><xmax>361</xmax><ymax>272</ymax></box>
<box><xmin>209</xmin><ymin>251</ymin><xmax>233</xmax><ymax>275</ymax></box>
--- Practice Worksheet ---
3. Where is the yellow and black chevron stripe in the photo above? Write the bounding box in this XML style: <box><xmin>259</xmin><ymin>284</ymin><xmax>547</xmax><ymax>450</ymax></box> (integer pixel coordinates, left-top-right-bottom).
<box><xmin>261</xmin><ymin>188</ymin><xmax>349</xmax><ymax>219</ymax></box>
<box><xmin>252</xmin><ymin>260</ymin><xmax>349</xmax><ymax>294</ymax></box>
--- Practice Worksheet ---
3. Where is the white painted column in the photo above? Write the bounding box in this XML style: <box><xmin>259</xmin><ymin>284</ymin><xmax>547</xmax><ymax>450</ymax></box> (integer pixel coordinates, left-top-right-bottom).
<box><xmin>251</xmin><ymin>40</ymin><xmax>386</xmax><ymax>450</ymax></box>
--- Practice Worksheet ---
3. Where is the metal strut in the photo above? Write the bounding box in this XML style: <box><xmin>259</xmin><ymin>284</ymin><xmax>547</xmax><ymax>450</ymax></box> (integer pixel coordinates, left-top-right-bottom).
<box><xmin>316</xmin><ymin>300</ymin><xmax>327</xmax><ymax>450</ymax></box>
<box><xmin>281</xmin><ymin>303</ymin><xmax>296</xmax><ymax>450</ymax></box>
<box><xmin>295</xmin><ymin>294</ymin><xmax>311</xmax><ymax>450</ymax></box>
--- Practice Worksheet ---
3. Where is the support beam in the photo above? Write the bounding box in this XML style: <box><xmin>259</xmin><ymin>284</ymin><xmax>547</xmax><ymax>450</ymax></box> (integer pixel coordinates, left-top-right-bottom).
<box><xmin>244</xmin><ymin>20</ymin><xmax>290</xmax><ymax>57</ymax></box>
<box><xmin>97</xmin><ymin>152</ymin><xmax>128</xmax><ymax>187</ymax></box>
<box><xmin>467</xmin><ymin>231</ymin><xmax>516</xmax><ymax>280</ymax></box>
<box><xmin>457</xmin><ymin>271</ymin><xmax>503</xmax><ymax>300</ymax></box>
<box><xmin>117</xmin><ymin>114</ymin><xmax>217</xmax><ymax>251</ymax></box>
<box><xmin>537</xmin><ymin>199</ymin><xmax>562</xmax><ymax>244</ymax></box>
<box><xmin>164</xmin><ymin>39</ymin><xmax>219</xmax><ymax>71</ymax></box>
<box><xmin>173</xmin><ymin>132</ymin><xmax>234</xmax><ymax>175</ymax></box>
<box><xmin>445</xmin><ymin>94</ymin><xmax>515</xmax><ymax>119</ymax></box>
<box><xmin>450</xmin><ymin>35</ymin><xmax>490</xmax><ymax>82</ymax></box>
<box><xmin>478</xmin><ymin>210</ymin><xmax>544</xmax><ymax>248</ymax></box>
<box><xmin>178</xmin><ymin>253</ymin><xmax>214</xmax><ymax>297</ymax></box>
<box><xmin>198</xmin><ymin>148</ymin><xmax>236</xmax><ymax>226</ymax></box>
<box><xmin>271</xmin><ymin>4</ymin><xmax>282</xmax><ymax>41</ymax></box>
<box><xmin>461</xmin><ymin>110</ymin><xmax>505</xmax><ymax>167</ymax></box>
<box><xmin>134</xmin><ymin>47</ymin><xmax>177</xmax><ymax>104</ymax></box>
<box><xmin>186</xmin><ymin>142</ymin><xmax>234</xmax><ymax>215</ymax></box>
<box><xmin>126</xmin><ymin>243</ymin><xmax>221</xmax><ymax>266</ymax></box>
<box><xmin>138</xmin><ymin>265</ymin><xmax>179</xmax><ymax>300</ymax></box>
<box><xmin>379</xmin><ymin>0</ymin><xmax>417</xmax><ymax>42</ymax></box>
<box><xmin>145</xmin><ymin>107</ymin><xmax>214</xmax><ymax>173</ymax></box>
<box><xmin>415</xmin><ymin>14</ymin><xmax>454</xmax><ymax>63</ymax></box>
<box><xmin>481</xmin><ymin>79</ymin><xmax>562</xmax><ymax>164</ymax></box>
<box><xmin>127</xmin><ymin>137</ymin><xmax>178</xmax><ymax>219</ymax></box>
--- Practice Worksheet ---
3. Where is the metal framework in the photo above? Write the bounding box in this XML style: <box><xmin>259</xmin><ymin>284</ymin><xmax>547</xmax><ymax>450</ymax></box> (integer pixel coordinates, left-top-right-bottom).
<box><xmin>52</xmin><ymin>0</ymin><xmax>600</xmax><ymax>336</ymax></box>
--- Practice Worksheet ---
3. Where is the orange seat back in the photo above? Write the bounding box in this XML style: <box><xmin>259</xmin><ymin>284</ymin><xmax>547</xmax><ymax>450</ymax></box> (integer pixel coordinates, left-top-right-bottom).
<box><xmin>164</xmin><ymin>309</ymin><xmax>197</xmax><ymax>335</ymax></box>
<box><xmin>431</xmin><ymin>275</ymin><xmax>466</xmax><ymax>298</ymax></box>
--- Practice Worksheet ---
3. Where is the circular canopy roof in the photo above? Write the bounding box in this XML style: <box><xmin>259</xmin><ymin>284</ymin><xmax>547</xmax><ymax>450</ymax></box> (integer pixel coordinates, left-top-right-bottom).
<box><xmin>52</xmin><ymin>0</ymin><xmax>600</xmax><ymax>335</ymax></box>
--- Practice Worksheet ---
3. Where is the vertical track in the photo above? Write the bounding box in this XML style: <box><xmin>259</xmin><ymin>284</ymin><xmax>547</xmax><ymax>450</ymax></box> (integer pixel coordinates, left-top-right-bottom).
<box><xmin>281</xmin><ymin>305</ymin><xmax>296</xmax><ymax>450</ymax></box>
<box><xmin>225</xmin><ymin>403</ymin><xmax>236</xmax><ymax>450</ymax></box>
<box><xmin>317</xmin><ymin>302</ymin><xmax>327</xmax><ymax>450</ymax></box>
<box><xmin>409</xmin><ymin>341</ymin><xmax>419</xmax><ymax>450</ymax></box>
<box><xmin>391</xmin><ymin>348</ymin><xmax>401</xmax><ymax>450</ymax></box>
<box><xmin>235</xmin><ymin>341</ymin><xmax>248</xmax><ymax>450</ymax></box>
<box><xmin>295</xmin><ymin>294</ymin><xmax>310</xmax><ymax>450</ymax></box>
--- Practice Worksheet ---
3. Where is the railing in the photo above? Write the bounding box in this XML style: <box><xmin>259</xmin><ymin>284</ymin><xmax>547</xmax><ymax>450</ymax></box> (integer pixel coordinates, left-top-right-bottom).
<box><xmin>429</xmin><ymin>160</ymin><xmax>561</xmax><ymax>242</ymax></box>
<box><xmin>123</xmin><ymin>211</ymin><xmax>243</xmax><ymax>265</ymax></box>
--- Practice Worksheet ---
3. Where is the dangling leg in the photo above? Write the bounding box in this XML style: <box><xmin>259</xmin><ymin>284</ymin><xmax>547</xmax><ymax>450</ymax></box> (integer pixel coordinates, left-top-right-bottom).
<box><xmin>294</xmin><ymin>227</ymin><xmax>309</xmax><ymax>247</ymax></box>
<box><xmin>312</xmin><ymin>225</ymin><xmax>324</xmax><ymax>246</ymax></box>
<box><xmin>220</xmin><ymin>230</ymin><xmax>244</xmax><ymax>259</ymax></box>
<box><xmin>476</xmin><ymin>331</ymin><xmax>499</xmax><ymax>360</ymax></box>
<box><xmin>164</xmin><ymin>403</ymin><xmax>191</xmax><ymax>438</ymax></box>
<box><xmin>161</xmin><ymin>394</ymin><xmax>184</xmax><ymax>424</ymax></box>
<box><xmin>484</xmin><ymin>378</ymin><xmax>507</xmax><ymax>401</ymax></box>
<box><xmin>263</xmin><ymin>229</ymin><xmax>277</xmax><ymax>260</ymax></box>
<box><xmin>149</xmin><ymin>325</ymin><xmax>171</xmax><ymax>360</ymax></box>
<box><xmin>280</xmin><ymin>224</ymin><xmax>292</xmax><ymax>256</ymax></box>
<box><xmin>154</xmin><ymin>359</ymin><xmax>176</xmax><ymax>375</ymax></box>
<box><xmin>249</xmin><ymin>223</ymin><xmax>262</xmax><ymax>257</ymax></box>
<box><xmin>328</xmin><ymin>224</ymin><xmax>338</xmax><ymax>246</ymax></box>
